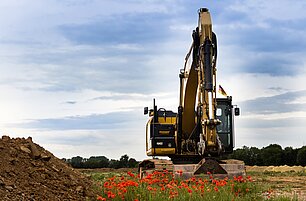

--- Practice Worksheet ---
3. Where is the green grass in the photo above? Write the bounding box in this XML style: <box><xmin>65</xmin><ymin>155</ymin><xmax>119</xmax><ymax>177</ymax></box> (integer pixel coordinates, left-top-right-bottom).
<box><xmin>88</xmin><ymin>170</ymin><xmax>299</xmax><ymax>201</ymax></box>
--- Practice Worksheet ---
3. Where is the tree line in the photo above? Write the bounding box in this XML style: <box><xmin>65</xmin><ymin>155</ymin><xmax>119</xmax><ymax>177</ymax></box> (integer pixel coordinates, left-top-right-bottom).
<box><xmin>63</xmin><ymin>144</ymin><xmax>306</xmax><ymax>169</ymax></box>
<box><xmin>63</xmin><ymin>154</ymin><xmax>138</xmax><ymax>169</ymax></box>
<box><xmin>225</xmin><ymin>144</ymin><xmax>306</xmax><ymax>166</ymax></box>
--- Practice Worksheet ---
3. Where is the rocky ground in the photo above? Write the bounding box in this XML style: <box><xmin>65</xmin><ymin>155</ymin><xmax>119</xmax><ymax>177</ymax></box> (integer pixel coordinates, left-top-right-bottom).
<box><xmin>0</xmin><ymin>135</ymin><xmax>97</xmax><ymax>201</ymax></box>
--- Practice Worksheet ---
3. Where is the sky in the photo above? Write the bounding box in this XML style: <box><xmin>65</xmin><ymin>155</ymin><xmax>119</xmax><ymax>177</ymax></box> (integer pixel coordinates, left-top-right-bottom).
<box><xmin>0</xmin><ymin>0</ymin><xmax>306</xmax><ymax>160</ymax></box>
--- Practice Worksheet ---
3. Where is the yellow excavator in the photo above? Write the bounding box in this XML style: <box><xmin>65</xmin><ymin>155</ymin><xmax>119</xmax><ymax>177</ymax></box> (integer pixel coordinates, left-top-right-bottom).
<box><xmin>139</xmin><ymin>8</ymin><xmax>245</xmax><ymax>178</ymax></box>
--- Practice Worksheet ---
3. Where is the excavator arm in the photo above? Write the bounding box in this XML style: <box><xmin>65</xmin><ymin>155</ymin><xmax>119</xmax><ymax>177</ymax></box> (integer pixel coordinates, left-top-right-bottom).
<box><xmin>178</xmin><ymin>8</ymin><xmax>221</xmax><ymax>157</ymax></box>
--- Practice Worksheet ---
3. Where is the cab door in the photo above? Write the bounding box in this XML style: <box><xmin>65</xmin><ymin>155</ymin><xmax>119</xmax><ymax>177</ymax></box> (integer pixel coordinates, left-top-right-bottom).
<box><xmin>216</xmin><ymin>97</ymin><xmax>235</xmax><ymax>153</ymax></box>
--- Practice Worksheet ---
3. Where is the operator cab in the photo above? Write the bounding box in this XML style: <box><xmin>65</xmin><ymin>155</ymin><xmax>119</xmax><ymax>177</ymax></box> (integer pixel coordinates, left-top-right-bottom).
<box><xmin>216</xmin><ymin>96</ymin><xmax>240</xmax><ymax>153</ymax></box>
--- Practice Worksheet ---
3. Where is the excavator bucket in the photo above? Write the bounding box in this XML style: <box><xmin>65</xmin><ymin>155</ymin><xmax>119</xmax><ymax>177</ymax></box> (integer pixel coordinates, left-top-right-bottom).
<box><xmin>194</xmin><ymin>158</ymin><xmax>227</xmax><ymax>175</ymax></box>
<box><xmin>194</xmin><ymin>158</ymin><xmax>246</xmax><ymax>178</ymax></box>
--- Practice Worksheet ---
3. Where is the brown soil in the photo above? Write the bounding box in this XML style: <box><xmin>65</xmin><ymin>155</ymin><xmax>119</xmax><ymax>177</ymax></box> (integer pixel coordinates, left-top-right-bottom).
<box><xmin>246</xmin><ymin>166</ymin><xmax>306</xmax><ymax>200</ymax></box>
<box><xmin>0</xmin><ymin>135</ymin><xmax>97</xmax><ymax>201</ymax></box>
<box><xmin>246</xmin><ymin>165</ymin><xmax>306</xmax><ymax>173</ymax></box>
<box><xmin>267</xmin><ymin>175</ymin><xmax>306</xmax><ymax>199</ymax></box>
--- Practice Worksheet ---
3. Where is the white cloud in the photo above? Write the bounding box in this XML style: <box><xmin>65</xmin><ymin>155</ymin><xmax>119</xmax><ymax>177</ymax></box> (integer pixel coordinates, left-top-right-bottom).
<box><xmin>0</xmin><ymin>0</ymin><xmax>306</xmax><ymax>160</ymax></box>
<box><xmin>229</xmin><ymin>0</ymin><xmax>306</xmax><ymax>21</ymax></box>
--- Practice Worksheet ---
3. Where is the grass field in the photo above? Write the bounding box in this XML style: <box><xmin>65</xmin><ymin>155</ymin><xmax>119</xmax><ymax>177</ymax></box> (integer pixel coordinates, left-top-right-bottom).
<box><xmin>247</xmin><ymin>171</ymin><xmax>306</xmax><ymax>200</ymax></box>
<box><xmin>81</xmin><ymin>168</ymin><xmax>305</xmax><ymax>201</ymax></box>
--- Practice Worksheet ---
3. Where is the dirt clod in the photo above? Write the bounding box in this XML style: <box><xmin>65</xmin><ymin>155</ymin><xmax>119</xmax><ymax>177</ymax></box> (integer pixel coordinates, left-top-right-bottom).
<box><xmin>0</xmin><ymin>136</ymin><xmax>97</xmax><ymax>200</ymax></box>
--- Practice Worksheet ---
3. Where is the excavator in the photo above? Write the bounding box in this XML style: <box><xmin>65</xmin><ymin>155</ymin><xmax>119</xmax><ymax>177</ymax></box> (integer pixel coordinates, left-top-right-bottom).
<box><xmin>139</xmin><ymin>8</ymin><xmax>245</xmax><ymax>178</ymax></box>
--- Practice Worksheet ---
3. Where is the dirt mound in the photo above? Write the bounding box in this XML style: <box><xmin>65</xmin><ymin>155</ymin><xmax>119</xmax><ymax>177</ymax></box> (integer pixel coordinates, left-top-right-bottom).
<box><xmin>246</xmin><ymin>165</ymin><xmax>306</xmax><ymax>173</ymax></box>
<box><xmin>0</xmin><ymin>135</ymin><xmax>97</xmax><ymax>200</ymax></box>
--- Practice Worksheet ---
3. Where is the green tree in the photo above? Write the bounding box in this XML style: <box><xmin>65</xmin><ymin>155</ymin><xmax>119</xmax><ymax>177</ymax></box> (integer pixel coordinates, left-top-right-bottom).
<box><xmin>128</xmin><ymin>158</ymin><xmax>138</xmax><ymax>168</ymax></box>
<box><xmin>119</xmin><ymin>154</ymin><xmax>129</xmax><ymax>168</ymax></box>
<box><xmin>230</xmin><ymin>146</ymin><xmax>253</xmax><ymax>165</ymax></box>
<box><xmin>261</xmin><ymin>144</ymin><xmax>283</xmax><ymax>166</ymax></box>
<box><xmin>283</xmin><ymin>147</ymin><xmax>298</xmax><ymax>166</ymax></box>
<box><xmin>71</xmin><ymin>156</ymin><xmax>84</xmax><ymax>168</ymax></box>
<box><xmin>109</xmin><ymin>159</ymin><xmax>120</xmax><ymax>169</ymax></box>
<box><xmin>297</xmin><ymin>146</ymin><xmax>306</xmax><ymax>166</ymax></box>
<box><xmin>84</xmin><ymin>156</ymin><xmax>109</xmax><ymax>168</ymax></box>
<box><xmin>249</xmin><ymin>147</ymin><xmax>263</xmax><ymax>166</ymax></box>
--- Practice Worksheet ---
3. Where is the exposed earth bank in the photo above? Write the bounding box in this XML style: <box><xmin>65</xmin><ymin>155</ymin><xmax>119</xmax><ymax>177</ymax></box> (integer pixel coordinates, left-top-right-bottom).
<box><xmin>0</xmin><ymin>135</ymin><xmax>97</xmax><ymax>201</ymax></box>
